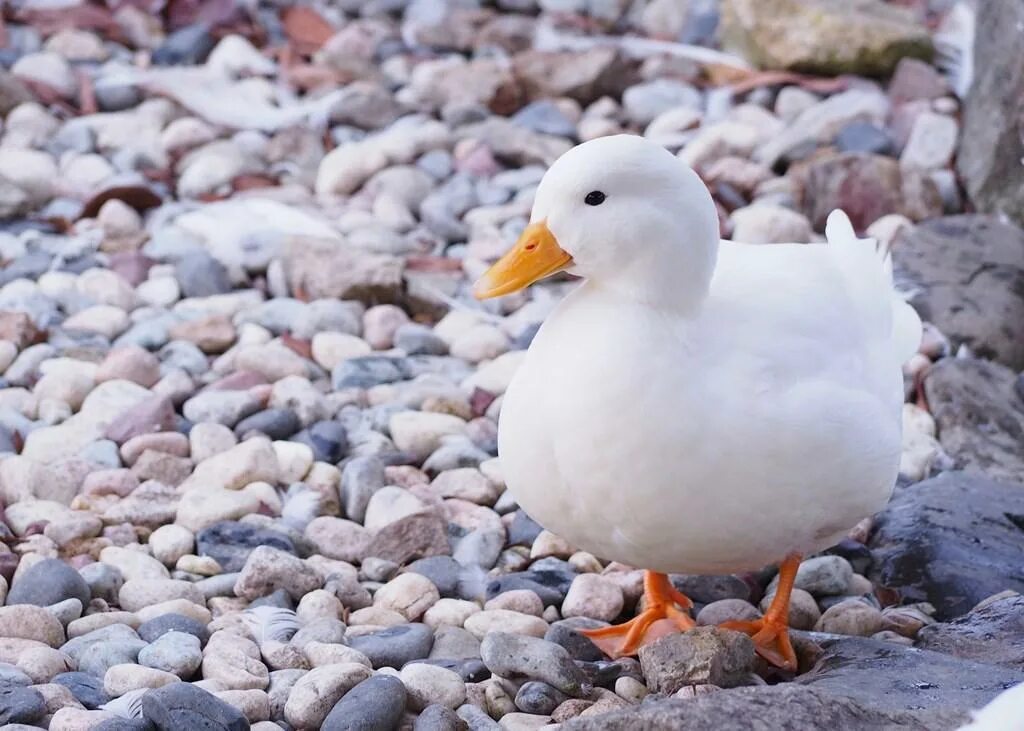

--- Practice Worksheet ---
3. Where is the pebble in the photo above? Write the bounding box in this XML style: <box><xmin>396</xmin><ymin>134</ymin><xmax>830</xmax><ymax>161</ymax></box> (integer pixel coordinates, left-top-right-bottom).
<box><xmin>349</xmin><ymin>624</ymin><xmax>436</xmax><ymax>669</ymax></box>
<box><xmin>138</xmin><ymin>630</ymin><xmax>203</xmax><ymax>677</ymax></box>
<box><xmin>480</xmin><ymin>632</ymin><xmax>588</xmax><ymax>697</ymax></box>
<box><xmin>142</xmin><ymin>681</ymin><xmax>249</xmax><ymax>731</ymax></box>
<box><xmin>0</xmin><ymin>684</ymin><xmax>47</xmax><ymax>726</ymax></box>
<box><xmin>465</xmin><ymin>610</ymin><xmax>549</xmax><ymax>640</ymax></box>
<box><xmin>561</xmin><ymin>574</ymin><xmax>624</xmax><ymax>622</ymax></box>
<box><xmin>375</xmin><ymin>573</ymin><xmax>442</xmax><ymax>621</ymax></box>
<box><xmin>283</xmin><ymin>663</ymin><xmax>373</xmax><ymax>729</ymax></box>
<box><xmin>815</xmin><ymin>598</ymin><xmax>884</xmax><ymax>636</ymax></box>
<box><xmin>321</xmin><ymin>674</ymin><xmax>407</xmax><ymax>731</ymax></box>
<box><xmin>637</xmin><ymin>629</ymin><xmax>755</xmax><ymax>693</ymax></box>
<box><xmin>234</xmin><ymin>546</ymin><xmax>322</xmax><ymax>601</ymax></box>
<box><xmin>103</xmin><ymin>663</ymin><xmax>180</xmax><ymax>696</ymax></box>
<box><xmin>401</xmin><ymin>662</ymin><xmax>468</xmax><ymax>710</ymax></box>
<box><xmin>6</xmin><ymin>558</ymin><xmax>91</xmax><ymax>608</ymax></box>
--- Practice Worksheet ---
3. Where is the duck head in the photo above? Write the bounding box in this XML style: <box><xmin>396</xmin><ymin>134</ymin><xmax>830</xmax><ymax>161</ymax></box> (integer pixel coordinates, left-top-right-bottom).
<box><xmin>473</xmin><ymin>134</ymin><xmax>720</xmax><ymax>310</ymax></box>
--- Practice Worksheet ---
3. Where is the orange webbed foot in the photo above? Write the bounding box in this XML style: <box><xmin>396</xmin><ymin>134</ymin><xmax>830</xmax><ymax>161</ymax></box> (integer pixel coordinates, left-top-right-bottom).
<box><xmin>720</xmin><ymin>615</ymin><xmax>797</xmax><ymax>671</ymax></box>
<box><xmin>579</xmin><ymin>572</ymin><xmax>695</xmax><ymax>659</ymax></box>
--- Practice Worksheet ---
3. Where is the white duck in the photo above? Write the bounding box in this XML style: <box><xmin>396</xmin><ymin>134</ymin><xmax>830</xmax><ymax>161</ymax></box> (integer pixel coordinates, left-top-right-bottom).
<box><xmin>473</xmin><ymin>135</ymin><xmax>921</xmax><ymax>669</ymax></box>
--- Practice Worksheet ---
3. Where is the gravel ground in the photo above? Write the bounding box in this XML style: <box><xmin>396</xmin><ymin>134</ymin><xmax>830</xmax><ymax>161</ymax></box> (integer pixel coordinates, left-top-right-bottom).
<box><xmin>0</xmin><ymin>0</ymin><xmax>1022</xmax><ymax>729</ymax></box>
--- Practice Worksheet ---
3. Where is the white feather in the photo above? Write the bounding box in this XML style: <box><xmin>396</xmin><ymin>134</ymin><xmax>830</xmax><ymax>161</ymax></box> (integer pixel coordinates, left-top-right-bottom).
<box><xmin>242</xmin><ymin>605</ymin><xmax>300</xmax><ymax>644</ymax></box>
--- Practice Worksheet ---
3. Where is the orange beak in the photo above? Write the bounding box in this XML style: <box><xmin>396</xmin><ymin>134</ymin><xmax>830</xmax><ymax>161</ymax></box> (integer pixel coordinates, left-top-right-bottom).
<box><xmin>472</xmin><ymin>222</ymin><xmax>573</xmax><ymax>300</ymax></box>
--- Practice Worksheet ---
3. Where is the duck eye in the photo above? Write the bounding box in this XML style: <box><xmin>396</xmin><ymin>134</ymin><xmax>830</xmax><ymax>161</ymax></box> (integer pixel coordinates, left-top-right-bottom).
<box><xmin>584</xmin><ymin>191</ymin><xmax>606</xmax><ymax>206</ymax></box>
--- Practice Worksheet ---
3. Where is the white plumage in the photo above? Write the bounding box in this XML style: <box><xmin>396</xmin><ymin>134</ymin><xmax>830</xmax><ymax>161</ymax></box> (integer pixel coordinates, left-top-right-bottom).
<box><xmin>493</xmin><ymin>135</ymin><xmax>920</xmax><ymax>575</ymax></box>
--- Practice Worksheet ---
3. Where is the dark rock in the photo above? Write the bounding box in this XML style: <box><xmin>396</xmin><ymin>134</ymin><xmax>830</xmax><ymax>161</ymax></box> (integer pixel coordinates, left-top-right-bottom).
<box><xmin>341</xmin><ymin>455</ymin><xmax>386</xmax><ymax>524</ymax></box>
<box><xmin>869</xmin><ymin>471</ymin><xmax>1024</xmax><ymax>619</ymax></box>
<box><xmin>576</xmin><ymin>658</ymin><xmax>639</xmax><ymax>688</ymax></box>
<box><xmin>916</xmin><ymin>593</ymin><xmax>1024</xmax><ymax>668</ymax></box>
<box><xmin>513</xmin><ymin>48</ymin><xmax>636</xmax><ymax>106</ymax></box>
<box><xmin>249</xmin><ymin>588</ymin><xmax>295</xmax><ymax>611</ymax></box>
<box><xmin>394</xmin><ymin>324</ymin><xmax>449</xmax><ymax>356</ymax></box>
<box><xmin>561</xmin><ymin>684</ymin><xmax>964</xmax><ymax>731</ymax></box>
<box><xmin>823</xmin><ymin>539</ymin><xmax>873</xmax><ymax>576</ymax></box>
<box><xmin>349</xmin><ymin>624</ymin><xmax>435</xmax><ymax>669</ymax></box>
<box><xmin>294</xmin><ymin>420</ymin><xmax>349</xmax><ymax>464</ymax></box>
<box><xmin>455</xmin><ymin>704</ymin><xmax>501</xmax><ymax>730</ymax></box>
<box><xmin>415</xmin><ymin>703</ymin><xmax>468</xmax><ymax>731</ymax></box>
<box><xmin>137</xmin><ymin>614</ymin><xmax>211</xmax><ymax>646</ymax></box>
<box><xmin>922</xmin><ymin>358</ymin><xmax>1024</xmax><ymax>481</ymax></box>
<box><xmin>152</xmin><ymin>25</ymin><xmax>215</xmax><ymax>66</ymax></box>
<box><xmin>332</xmin><ymin>356</ymin><xmax>411</xmax><ymax>390</ymax></box>
<box><xmin>53</xmin><ymin>671</ymin><xmax>112</xmax><ymax>709</ymax></box>
<box><xmin>486</xmin><ymin>567</ymin><xmax>576</xmax><ymax>607</ymax></box>
<box><xmin>80</xmin><ymin>562</ymin><xmax>125</xmax><ymax>604</ymax></box>
<box><xmin>506</xmin><ymin>511</ymin><xmax>543</xmax><ymax>547</ymax></box>
<box><xmin>544</xmin><ymin>619</ymin><xmax>606</xmax><ymax>663</ymax></box>
<box><xmin>196</xmin><ymin>521</ymin><xmax>296</xmax><ymax>573</ymax></box>
<box><xmin>234</xmin><ymin>409</ymin><xmax>301</xmax><ymax>440</ymax></box>
<box><xmin>0</xmin><ymin>684</ymin><xmax>46</xmax><ymax>725</ymax></box>
<box><xmin>896</xmin><ymin>216</ymin><xmax>1024</xmax><ymax>370</ymax></box>
<box><xmin>365</xmin><ymin>511</ymin><xmax>451</xmax><ymax>564</ymax></box>
<box><xmin>797</xmin><ymin>635</ymin><xmax>1023</xmax><ymax>719</ymax></box>
<box><xmin>514</xmin><ymin>680</ymin><xmax>569</xmax><ymax>715</ymax></box>
<box><xmin>638</xmin><ymin>628</ymin><xmax>755</xmax><ymax>693</ymax></box>
<box><xmin>670</xmin><ymin>573</ymin><xmax>752</xmax><ymax>604</ymax></box>
<box><xmin>956</xmin><ymin>0</ymin><xmax>1024</xmax><ymax>226</ymax></box>
<box><xmin>406</xmin><ymin>556</ymin><xmax>463</xmax><ymax>598</ymax></box>
<box><xmin>175</xmin><ymin>252</ymin><xmax>232</xmax><ymax>298</ymax></box>
<box><xmin>142</xmin><ymin>682</ymin><xmax>248</xmax><ymax>730</ymax></box>
<box><xmin>834</xmin><ymin>122</ymin><xmax>894</xmax><ymax>156</ymax></box>
<box><xmin>5</xmin><ymin>557</ymin><xmax>91</xmax><ymax>607</ymax></box>
<box><xmin>285</xmin><ymin>239</ymin><xmax>404</xmax><ymax>305</ymax></box>
<box><xmin>321</xmin><ymin>674</ymin><xmax>407</xmax><ymax>731</ymax></box>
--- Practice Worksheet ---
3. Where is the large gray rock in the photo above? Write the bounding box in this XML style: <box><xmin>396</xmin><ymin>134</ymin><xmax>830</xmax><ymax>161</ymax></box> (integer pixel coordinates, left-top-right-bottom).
<box><xmin>895</xmin><ymin>216</ymin><xmax>1024</xmax><ymax>370</ymax></box>
<box><xmin>562</xmin><ymin>684</ymin><xmax>962</xmax><ymax>731</ymax></box>
<box><xmin>796</xmin><ymin>635</ymin><xmax>1023</xmax><ymax>720</ymax></box>
<box><xmin>957</xmin><ymin>1</ymin><xmax>1024</xmax><ymax>226</ymax></box>
<box><xmin>923</xmin><ymin>358</ymin><xmax>1024</xmax><ymax>481</ymax></box>
<box><xmin>720</xmin><ymin>0</ymin><xmax>932</xmax><ymax>77</ymax></box>
<box><xmin>916</xmin><ymin>593</ymin><xmax>1024</xmax><ymax>669</ymax></box>
<box><xmin>869</xmin><ymin>472</ymin><xmax>1024</xmax><ymax>620</ymax></box>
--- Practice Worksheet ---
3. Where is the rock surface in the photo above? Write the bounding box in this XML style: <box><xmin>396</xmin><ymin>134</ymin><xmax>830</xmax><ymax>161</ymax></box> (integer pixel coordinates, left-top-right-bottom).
<box><xmin>870</xmin><ymin>472</ymin><xmax>1024</xmax><ymax>619</ymax></box>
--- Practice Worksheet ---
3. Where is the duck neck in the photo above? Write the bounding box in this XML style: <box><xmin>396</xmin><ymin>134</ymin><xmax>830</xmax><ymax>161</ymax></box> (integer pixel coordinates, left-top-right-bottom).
<box><xmin>593</xmin><ymin>234</ymin><xmax>719</xmax><ymax>315</ymax></box>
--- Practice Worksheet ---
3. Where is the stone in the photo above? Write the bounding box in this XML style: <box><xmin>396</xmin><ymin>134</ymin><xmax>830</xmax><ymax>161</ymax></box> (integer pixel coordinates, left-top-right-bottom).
<box><xmin>796</xmin><ymin>635</ymin><xmax>1024</xmax><ymax>719</ymax></box>
<box><xmin>638</xmin><ymin>629</ymin><xmax>755</xmax><ymax>693</ymax></box>
<box><xmin>304</xmin><ymin>517</ymin><xmax>370</xmax><ymax>564</ymax></box>
<box><xmin>956</xmin><ymin>1</ymin><xmax>1024</xmax><ymax>226</ymax></box>
<box><xmin>0</xmin><ymin>602</ymin><xmax>65</xmax><ymax>642</ymax></box>
<box><xmin>142</xmin><ymin>681</ymin><xmax>248</xmax><ymax>731</ymax></box>
<box><xmin>0</xmin><ymin>684</ymin><xmax>46</xmax><ymax>725</ymax></box>
<box><xmin>561</xmin><ymin>575</ymin><xmax>624</xmax><ymax>623</ymax></box>
<box><xmin>375</xmin><ymin>573</ymin><xmax>441</xmax><ymax>622</ymax></box>
<box><xmin>389</xmin><ymin>411</ymin><xmax>466</xmax><ymax>460</ymax></box>
<box><xmin>283</xmin><ymin>663</ymin><xmax>373</xmax><ymax>729</ymax></box>
<box><xmin>870</xmin><ymin>471</ymin><xmax>1024</xmax><ymax>620</ymax></box>
<box><xmin>480</xmin><ymin>633</ymin><xmax>588</xmax><ymax>697</ymax></box>
<box><xmin>182</xmin><ymin>438</ymin><xmax>279</xmax><ymax>491</ymax></box>
<box><xmin>106</xmin><ymin>396</ymin><xmax>177</xmax><ymax>445</ymax></box>
<box><xmin>895</xmin><ymin>216</ymin><xmax>1024</xmax><ymax>371</ymax></box>
<box><xmin>814</xmin><ymin>599</ymin><xmax>884</xmax><ymax>637</ymax></box>
<box><xmin>234</xmin><ymin>546</ymin><xmax>321</xmax><ymax>601</ymax></box>
<box><xmin>197</xmin><ymin>521</ymin><xmax>296</xmax><ymax>573</ymax></box>
<box><xmin>53</xmin><ymin>671</ymin><xmax>111</xmax><ymax>710</ymax></box>
<box><xmin>414</xmin><ymin>703</ymin><xmax>467</xmax><ymax>731</ymax></box>
<box><xmin>349</xmin><ymin>624</ymin><xmax>435</xmax><ymax>669</ymax></box>
<box><xmin>176</xmin><ymin>487</ymin><xmax>261</xmax><ymax>533</ymax></box>
<box><xmin>401</xmin><ymin>662</ymin><xmax>467</xmax><ymax>711</ymax></box>
<box><xmin>729</xmin><ymin>205</ymin><xmax>812</xmax><ymax>244</ymax></box>
<box><xmin>286</xmin><ymin>238</ymin><xmax>404</xmax><ymax>304</ymax></box>
<box><xmin>560</xmin><ymin>684</ymin><xmax>965</xmax><ymax>730</ymax></box>
<box><xmin>365</xmin><ymin>511</ymin><xmax>451</xmax><ymax>565</ymax></box>
<box><xmin>6</xmin><ymin>558</ymin><xmax>91</xmax><ymax>608</ymax></box>
<box><xmin>96</xmin><ymin>347</ymin><xmax>160</xmax><ymax>388</ymax></box>
<box><xmin>720</xmin><ymin>0</ymin><xmax>932</xmax><ymax>77</ymax></box>
<box><xmin>696</xmin><ymin>599</ymin><xmax>761</xmax><ymax>627</ymax></box>
<box><xmin>321</xmin><ymin>674</ymin><xmax>407</xmax><ymax>731</ymax></box>
<box><xmin>792</xmin><ymin>152</ymin><xmax>941</xmax><ymax>230</ymax></box>
<box><xmin>900</xmin><ymin>112</ymin><xmax>957</xmax><ymax>171</ymax></box>
<box><xmin>916</xmin><ymin>593</ymin><xmax>1024</xmax><ymax>668</ymax></box>
<box><xmin>118</xmin><ymin>580</ymin><xmax>205</xmax><ymax>612</ymax></box>
<box><xmin>512</xmin><ymin>48</ymin><xmax>634</xmax><ymax>106</ymax></box>
<box><xmin>138</xmin><ymin>631</ymin><xmax>202</xmax><ymax>678</ymax></box>
<box><xmin>137</xmin><ymin>614</ymin><xmax>210</xmax><ymax>646</ymax></box>
<box><xmin>103</xmin><ymin>663</ymin><xmax>179</xmax><ymax>696</ymax></box>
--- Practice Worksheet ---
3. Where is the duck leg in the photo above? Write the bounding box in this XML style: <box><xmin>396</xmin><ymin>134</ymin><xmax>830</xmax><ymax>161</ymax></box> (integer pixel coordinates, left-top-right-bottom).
<box><xmin>719</xmin><ymin>553</ymin><xmax>801</xmax><ymax>671</ymax></box>
<box><xmin>579</xmin><ymin>571</ymin><xmax>695</xmax><ymax>658</ymax></box>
